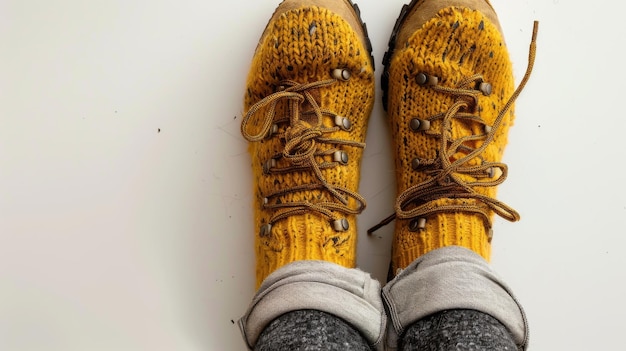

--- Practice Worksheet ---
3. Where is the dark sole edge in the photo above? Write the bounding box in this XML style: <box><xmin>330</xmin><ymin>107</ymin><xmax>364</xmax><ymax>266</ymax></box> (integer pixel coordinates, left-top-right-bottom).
<box><xmin>381</xmin><ymin>0</ymin><xmax>421</xmax><ymax>111</ymax></box>
<box><xmin>345</xmin><ymin>0</ymin><xmax>375</xmax><ymax>69</ymax></box>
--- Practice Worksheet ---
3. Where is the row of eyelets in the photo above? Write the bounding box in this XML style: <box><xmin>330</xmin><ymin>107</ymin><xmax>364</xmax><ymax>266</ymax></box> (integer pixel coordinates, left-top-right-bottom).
<box><xmin>410</xmin><ymin>73</ymin><xmax>438</xmax><ymax>232</ymax></box>
<box><xmin>416</xmin><ymin>72</ymin><xmax>493</xmax><ymax>97</ymax></box>
<box><xmin>261</xmin><ymin>217</ymin><xmax>349</xmax><ymax>235</ymax></box>
<box><xmin>321</xmin><ymin>67</ymin><xmax>353</xmax><ymax>231</ymax></box>
<box><xmin>331</xmin><ymin>88</ymin><xmax>350</xmax><ymax>233</ymax></box>
<box><xmin>327</xmin><ymin>71</ymin><xmax>352</xmax><ymax>233</ymax></box>
<box><xmin>275</xmin><ymin>67</ymin><xmax>352</xmax><ymax>91</ymax></box>
<box><xmin>261</xmin><ymin>220</ymin><xmax>350</xmax><ymax>235</ymax></box>
<box><xmin>416</xmin><ymin>72</ymin><xmax>438</xmax><ymax>86</ymax></box>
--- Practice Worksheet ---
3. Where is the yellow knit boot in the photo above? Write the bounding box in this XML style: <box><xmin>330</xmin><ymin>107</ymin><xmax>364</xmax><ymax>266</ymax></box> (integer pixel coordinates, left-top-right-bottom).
<box><xmin>376</xmin><ymin>0</ymin><xmax>537</xmax><ymax>276</ymax></box>
<box><xmin>241</xmin><ymin>0</ymin><xmax>375</xmax><ymax>288</ymax></box>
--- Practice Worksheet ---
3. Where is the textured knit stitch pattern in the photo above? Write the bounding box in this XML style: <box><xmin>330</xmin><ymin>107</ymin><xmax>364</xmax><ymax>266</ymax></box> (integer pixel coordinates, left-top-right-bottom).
<box><xmin>244</xmin><ymin>6</ymin><xmax>375</xmax><ymax>288</ymax></box>
<box><xmin>401</xmin><ymin>309</ymin><xmax>518</xmax><ymax>350</ymax></box>
<box><xmin>387</xmin><ymin>7</ymin><xmax>515</xmax><ymax>271</ymax></box>
<box><xmin>255</xmin><ymin>310</ymin><xmax>372</xmax><ymax>351</ymax></box>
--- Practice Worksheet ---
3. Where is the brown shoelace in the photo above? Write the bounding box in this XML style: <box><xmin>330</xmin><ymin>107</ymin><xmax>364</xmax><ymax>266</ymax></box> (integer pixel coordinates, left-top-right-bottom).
<box><xmin>369</xmin><ymin>22</ymin><xmax>538</xmax><ymax>234</ymax></box>
<box><xmin>241</xmin><ymin>78</ymin><xmax>366</xmax><ymax>231</ymax></box>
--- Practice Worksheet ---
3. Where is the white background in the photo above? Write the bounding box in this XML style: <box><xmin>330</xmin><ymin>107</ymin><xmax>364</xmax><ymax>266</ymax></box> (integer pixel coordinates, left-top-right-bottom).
<box><xmin>2</xmin><ymin>0</ymin><xmax>624</xmax><ymax>350</ymax></box>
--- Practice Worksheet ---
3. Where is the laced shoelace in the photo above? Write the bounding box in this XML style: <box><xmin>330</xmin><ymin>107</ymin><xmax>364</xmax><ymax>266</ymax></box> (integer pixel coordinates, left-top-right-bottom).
<box><xmin>241</xmin><ymin>75</ymin><xmax>367</xmax><ymax>233</ymax></box>
<box><xmin>369</xmin><ymin>21</ymin><xmax>538</xmax><ymax>235</ymax></box>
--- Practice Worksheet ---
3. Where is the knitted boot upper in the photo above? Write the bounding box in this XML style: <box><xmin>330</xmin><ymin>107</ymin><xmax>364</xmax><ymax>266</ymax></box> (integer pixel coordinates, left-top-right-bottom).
<box><xmin>385</xmin><ymin>6</ymin><xmax>518</xmax><ymax>272</ymax></box>
<box><xmin>242</xmin><ymin>5</ymin><xmax>374</xmax><ymax>287</ymax></box>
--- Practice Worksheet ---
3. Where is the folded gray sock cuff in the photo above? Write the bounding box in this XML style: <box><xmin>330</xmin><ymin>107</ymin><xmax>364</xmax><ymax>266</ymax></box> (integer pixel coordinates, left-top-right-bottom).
<box><xmin>382</xmin><ymin>246</ymin><xmax>528</xmax><ymax>350</ymax></box>
<box><xmin>239</xmin><ymin>260</ymin><xmax>386</xmax><ymax>351</ymax></box>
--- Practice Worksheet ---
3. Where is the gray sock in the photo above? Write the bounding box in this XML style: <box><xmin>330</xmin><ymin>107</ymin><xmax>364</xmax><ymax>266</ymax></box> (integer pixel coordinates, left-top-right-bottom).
<box><xmin>255</xmin><ymin>310</ymin><xmax>372</xmax><ymax>351</ymax></box>
<box><xmin>401</xmin><ymin>309</ymin><xmax>517</xmax><ymax>351</ymax></box>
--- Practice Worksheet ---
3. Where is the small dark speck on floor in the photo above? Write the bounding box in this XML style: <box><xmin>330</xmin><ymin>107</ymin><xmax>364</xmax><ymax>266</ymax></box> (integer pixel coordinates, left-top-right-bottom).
<box><xmin>233</xmin><ymin>116</ymin><xmax>237</xmax><ymax>120</ymax></box>
<box><xmin>231</xmin><ymin>319</ymin><xmax>235</xmax><ymax>324</ymax></box>
<box><xmin>158</xmin><ymin>128</ymin><xmax>161</xmax><ymax>133</ymax></box>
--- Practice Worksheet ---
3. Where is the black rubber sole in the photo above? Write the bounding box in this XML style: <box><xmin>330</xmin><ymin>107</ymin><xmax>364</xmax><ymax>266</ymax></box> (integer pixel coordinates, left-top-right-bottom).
<box><xmin>381</xmin><ymin>0</ymin><xmax>421</xmax><ymax>111</ymax></box>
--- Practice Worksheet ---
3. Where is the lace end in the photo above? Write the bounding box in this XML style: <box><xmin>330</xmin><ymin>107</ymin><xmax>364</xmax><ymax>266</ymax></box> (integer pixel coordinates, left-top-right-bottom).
<box><xmin>367</xmin><ymin>212</ymin><xmax>396</xmax><ymax>235</ymax></box>
<box><xmin>532</xmin><ymin>21</ymin><xmax>539</xmax><ymax>42</ymax></box>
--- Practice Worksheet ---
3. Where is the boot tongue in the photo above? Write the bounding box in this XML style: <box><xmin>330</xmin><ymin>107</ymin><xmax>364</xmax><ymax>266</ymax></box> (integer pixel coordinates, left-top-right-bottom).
<box><xmin>299</xmin><ymin>88</ymin><xmax>323</xmax><ymax>126</ymax></box>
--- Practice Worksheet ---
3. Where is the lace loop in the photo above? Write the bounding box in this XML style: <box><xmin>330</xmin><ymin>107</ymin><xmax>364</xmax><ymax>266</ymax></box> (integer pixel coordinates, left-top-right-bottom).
<box><xmin>242</xmin><ymin>77</ymin><xmax>367</xmax><ymax>228</ymax></box>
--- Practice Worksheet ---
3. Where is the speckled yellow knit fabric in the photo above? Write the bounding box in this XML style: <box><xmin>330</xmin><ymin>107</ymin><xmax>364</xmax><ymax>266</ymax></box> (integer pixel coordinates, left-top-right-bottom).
<box><xmin>242</xmin><ymin>6</ymin><xmax>374</xmax><ymax>288</ymax></box>
<box><xmin>386</xmin><ymin>7</ymin><xmax>517</xmax><ymax>273</ymax></box>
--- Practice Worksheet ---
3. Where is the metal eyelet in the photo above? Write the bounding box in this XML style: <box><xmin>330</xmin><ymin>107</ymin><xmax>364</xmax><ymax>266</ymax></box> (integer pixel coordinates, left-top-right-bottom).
<box><xmin>333</xmin><ymin>151</ymin><xmax>349</xmax><ymax>165</ymax></box>
<box><xmin>478</xmin><ymin>82</ymin><xmax>492</xmax><ymax>96</ymax></box>
<box><xmin>411</xmin><ymin>158</ymin><xmax>421</xmax><ymax>170</ymax></box>
<box><xmin>416</xmin><ymin>72</ymin><xmax>438</xmax><ymax>86</ymax></box>
<box><xmin>334</xmin><ymin>115</ymin><xmax>352</xmax><ymax>131</ymax></box>
<box><xmin>260</xmin><ymin>223</ymin><xmax>272</xmax><ymax>237</ymax></box>
<box><xmin>487</xmin><ymin>167</ymin><xmax>503</xmax><ymax>179</ymax></box>
<box><xmin>408</xmin><ymin>217</ymin><xmax>426</xmax><ymax>232</ymax></box>
<box><xmin>263</xmin><ymin>158</ymin><xmax>277</xmax><ymax>174</ymax></box>
<box><xmin>333</xmin><ymin>218</ymin><xmax>349</xmax><ymax>231</ymax></box>
<box><xmin>410</xmin><ymin>118</ymin><xmax>431</xmax><ymax>132</ymax></box>
<box><xmin>266</xmin><ymin>124</ymin><xmax>279</xmax><ymax>139</ymax></box>
<box><xmin>483</xmin><ymin>125</ymin><xmax>493</xmax><ymax>134</ymax></box>
<box><xmin>332</xmin><ymin>68</ymin><xmax>351</xmax><ymax>81</ymax></box>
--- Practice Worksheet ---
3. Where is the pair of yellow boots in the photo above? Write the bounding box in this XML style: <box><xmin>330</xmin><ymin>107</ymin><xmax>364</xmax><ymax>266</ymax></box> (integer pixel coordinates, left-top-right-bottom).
<box><xmin>241</xmin><ymin>0</ymin><xmax>537</xmax><ymax>287</ymax></box>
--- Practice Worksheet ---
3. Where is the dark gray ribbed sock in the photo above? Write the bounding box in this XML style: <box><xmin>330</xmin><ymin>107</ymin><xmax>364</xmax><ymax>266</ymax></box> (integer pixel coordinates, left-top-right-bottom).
<box><xmin>400</xmin><ymin>309</ymin><xmax>517</xmax><ymax>351</ymax></box>
<box><xmin>255</xmin><ymin>309</ymin><xmax>372</xmax><ymax>351</ymax></box>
